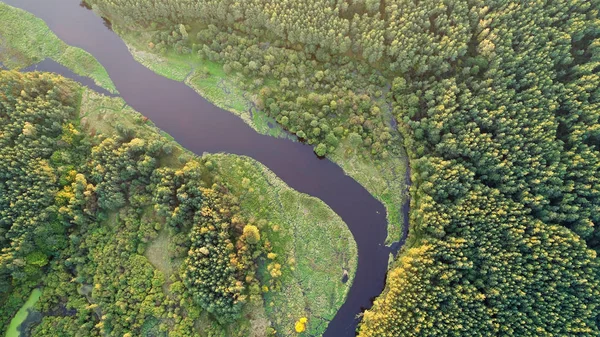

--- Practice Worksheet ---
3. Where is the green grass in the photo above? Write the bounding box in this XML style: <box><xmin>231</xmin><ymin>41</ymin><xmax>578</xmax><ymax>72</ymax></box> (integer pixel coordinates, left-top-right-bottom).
<box><xmin>209</xmin><ymin>154</ymin><xmax>357</xmax><ymax>336</ymax></box>
<box><xmin>251</xmin><ymin>109</ymin><xmax>291</xmax><ymax>139</ymax></box>
<box><xmin>187</xmin><ymin>65</ymin><xmax>249</xmax><ymax>117</ymax></box>
<box><xmin>79</xmin><ymin>88</ymin><xmax>189</xmax><ymax>173</ymax></box>
<box><xmin>330</xmin><ymin>135</ymin><xmax>409</xmax><ymax>244</ymax></box>
<box><xmin>145</xmin><ymin>229</ymin><xmax>173</xmax><ymax>278</ymax></box>
<box><xmin>0</xmin><ymin>3</ymin><xmax>117</xmax><ymax>93</ymax></box>
<box><xmin>128</xmin><ymin>47</ymin><xmax>191</xmax><ymax>82</ymax></box>
<box><xmin>79</xmin><ymin>88</ymin><xmax>157</xmax><ymax>138</ymax></box>
<box><xmin>4</xmin><ymin>288</ymin><xmax>42</xmax><ymax>337</ymax></box>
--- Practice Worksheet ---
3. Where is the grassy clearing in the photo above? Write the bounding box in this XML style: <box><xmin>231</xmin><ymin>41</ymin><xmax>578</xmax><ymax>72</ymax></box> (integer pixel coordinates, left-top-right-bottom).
<box><xmin>209</xmin><ymin>154</ymin><xmax>357</xmax><ymax>336</ymax></box>
<box><xmin>0</xmin><ymin>3</ymin><xmax>117</xmax><ymax>93</ymax></box>
<box><xmin>145</xmin><ymin>229</ymin><xmax>173</xmax><ymax>278</ymax></box>
<box><xmin>330</xmin><ymin>136</ymin><xmax>409</xmax><ymax>244</ymax></box>
<box><xmin>79</xmin><ymin>88</ymin><xmax>157</xmax><ymax>138</ymax></box>
<box><xmin>79</xmin><ymin>88</ymin><xmax>190</xmax><ymax>173</ymax></box>
<box><xmin>187</xmin><ymin>66</ymin><xmax>249</xmax><ymax>119</ymax></box>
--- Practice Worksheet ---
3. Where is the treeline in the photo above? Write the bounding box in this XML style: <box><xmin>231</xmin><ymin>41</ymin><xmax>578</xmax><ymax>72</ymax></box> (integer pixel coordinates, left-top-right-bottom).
<box><xmin>82</xmin><ymin>0</ymin><xmax>600</xmax><ymax>335</ymax></box>
<box><xmin>0</xmin><ymin>70</ymin><xmax>264</xmax><ymax>336</ymax></box>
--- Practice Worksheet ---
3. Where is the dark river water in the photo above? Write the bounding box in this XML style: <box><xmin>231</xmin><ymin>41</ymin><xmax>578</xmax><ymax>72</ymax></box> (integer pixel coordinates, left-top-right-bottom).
<box><xmin>3</xmin><ymin>1</ymin><xmax>406</xmax><ymax>335</ymax></box>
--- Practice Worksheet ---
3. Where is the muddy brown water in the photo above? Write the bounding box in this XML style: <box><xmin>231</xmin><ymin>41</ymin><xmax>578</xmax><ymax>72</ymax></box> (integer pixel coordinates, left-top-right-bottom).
<box><xmin>3</xmin><ymin>1</ymin><xmax>409</xmax><ymax>335</ymax></box>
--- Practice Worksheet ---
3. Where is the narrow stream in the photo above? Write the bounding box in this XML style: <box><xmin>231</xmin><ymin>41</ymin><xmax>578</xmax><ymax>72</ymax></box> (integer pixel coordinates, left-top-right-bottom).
<box><xmin>3</xmin><ymin>1</ymin><xmax>406</xmax><ymax>335</ymax></box>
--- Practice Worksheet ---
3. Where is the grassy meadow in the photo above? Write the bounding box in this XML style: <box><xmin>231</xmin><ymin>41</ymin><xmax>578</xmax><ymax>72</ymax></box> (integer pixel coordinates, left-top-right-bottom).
<box><xmin>0</xmin><ymin>3</ymin><xmax>117</xmax><ymax>93</ymax></box>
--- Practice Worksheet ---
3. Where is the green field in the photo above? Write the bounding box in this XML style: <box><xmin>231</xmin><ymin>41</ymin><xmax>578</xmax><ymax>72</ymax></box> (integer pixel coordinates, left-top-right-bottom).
<box><xmin>0</xmin><ymin>3</ymin><xmax>117</xmax><ymax>93</ymax></box>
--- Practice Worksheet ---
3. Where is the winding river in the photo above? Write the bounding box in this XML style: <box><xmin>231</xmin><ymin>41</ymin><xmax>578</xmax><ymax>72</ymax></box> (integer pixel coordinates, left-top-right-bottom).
<box><xmin>3</xmin><ymin>1</ymin><xmax>406</xmax><ymax>335</ymax></box>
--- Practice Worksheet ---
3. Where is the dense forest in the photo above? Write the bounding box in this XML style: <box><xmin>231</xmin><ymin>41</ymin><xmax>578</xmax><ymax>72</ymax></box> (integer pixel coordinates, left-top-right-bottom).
<box><xmin>0</xmin><ymin>70</ymin><xmax>252</xmax><ymax>335</ymax></box>
<box><xmin>0</xmin><ymin>68</ymin><xmax>356</xmax><ymax>336</ymax></box>
<box><xmin>81</xmin><ymin>0</ymin><xmax>600</xmax><ymax>335</ymax></box>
